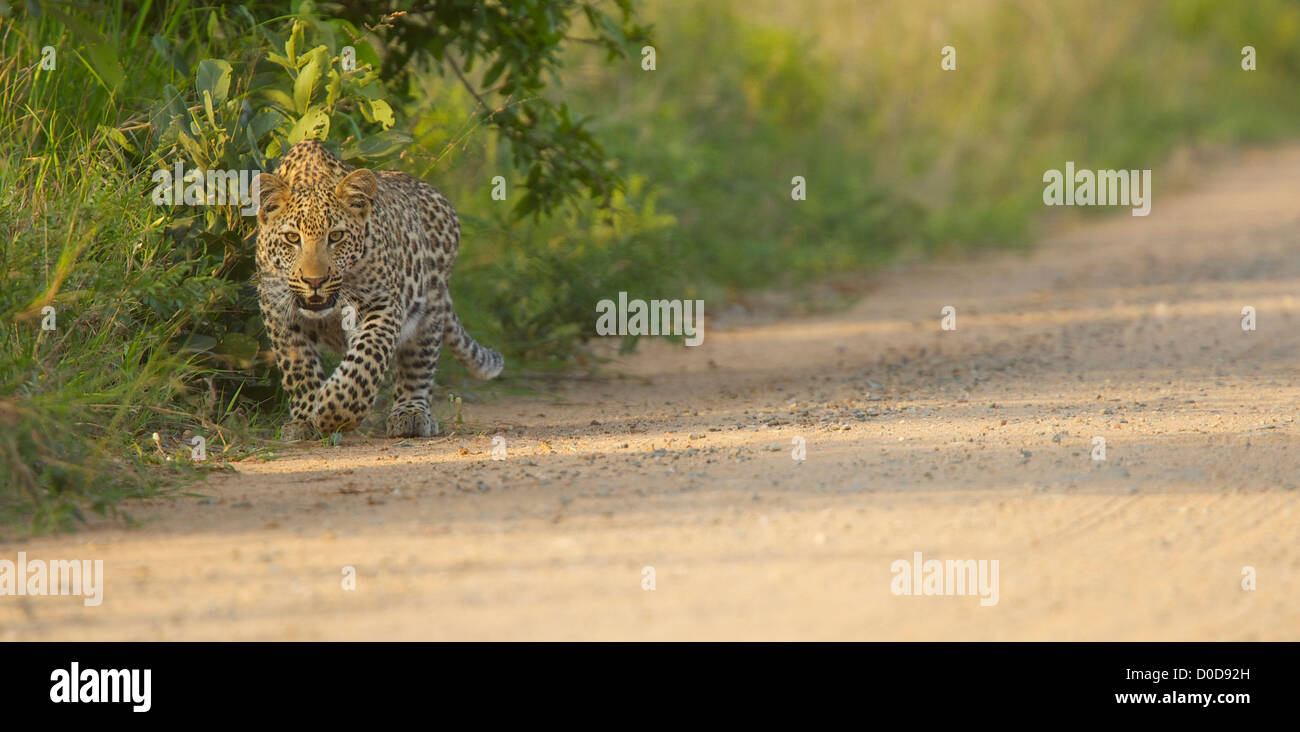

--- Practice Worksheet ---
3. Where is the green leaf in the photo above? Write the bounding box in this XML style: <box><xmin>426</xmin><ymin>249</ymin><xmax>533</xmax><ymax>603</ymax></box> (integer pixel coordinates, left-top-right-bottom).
<box><xmin>247</xmin><ymin>109</ymin><xmax>282</xmax><ymax>141</ymax></box>
<box><xmin>481</xmin><ymin>58</ymin><xmax>508</xmax><ymax>89</ymax></box>
<box><xmin>341</xmin><ymin>130</ymin><xmax>413</xmax><ymax>160</ymax></box>
<box><xmin>196</xmin><ymin>59</ymin><xmax>233</xmax><ymax>107</ymax></box>
<box><xmin>202</xmin><ymin>90</ymin><xmax>216</xmax><ymax>128</ymax></box>
<box><xmin>161</xmin><ymin>84</ymin><xmax>187</xmax><ymax>119</ymax></box>
<box><xmin>286</xmin><ymin>19</ymin><xmax>304</xmax><ymax>67</ymax></box>
<box><xmin>287</xmin><ymin>107</ymin><xmax>330</xmax><ymax>144</ymax></box>
<box><xmin>97</xmin><ymin>125</ymin><xmax>135</xmax><ymax>154</ymax></box>
<box><xmin>260</xmin><ymin>89</ymin><xmax>296</xmax><ymax>112</ymax></box>
<box><xmin>207</xmin><ymin>10</ymin><xmax>222</xmax><ymax>43</ymax></box>
<box><xmin>366</xmin><ymin>99</ymin><xmax>395</xmax><ymax>130</ymax></box>
<box><xmin>324</xmin><ymin>68</ymin><xmax>342</xmax><ymax>108</ymax></box>
<box><xmin>294</xmin><ymin>53</ymin><xmax>321</xmax><ymax>114</ymax></box>
<box><xmin>264</xmin><ymin>52</ymin><xmax>296</xmax><ymax>74</ymax></box>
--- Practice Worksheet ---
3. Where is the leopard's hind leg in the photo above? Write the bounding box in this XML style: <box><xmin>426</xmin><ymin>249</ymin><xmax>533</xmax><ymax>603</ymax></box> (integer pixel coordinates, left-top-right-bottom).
<box><xmin>386</xmin><ymin>302</ymin><xmax>444</xmax><ymax>438</ymax></box>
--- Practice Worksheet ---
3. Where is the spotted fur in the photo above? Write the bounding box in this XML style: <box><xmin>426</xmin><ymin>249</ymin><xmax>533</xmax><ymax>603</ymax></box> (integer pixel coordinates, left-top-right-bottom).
<box><xmin>255</xmin><ymin>139</ymin><xmax>503</xmax><ymax>440</ymax></box>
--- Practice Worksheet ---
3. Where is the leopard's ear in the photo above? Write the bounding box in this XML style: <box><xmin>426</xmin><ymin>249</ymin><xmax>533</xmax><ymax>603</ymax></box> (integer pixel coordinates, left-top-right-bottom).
<box><xmin>256</xmin><ymin>173</ymin><xmax>290</xmax><ymax>225</ymax></box>
<box><xmin>334</xmin><ymin>169</ymin><xmax>378</xmax><ymax>218</ymax></box>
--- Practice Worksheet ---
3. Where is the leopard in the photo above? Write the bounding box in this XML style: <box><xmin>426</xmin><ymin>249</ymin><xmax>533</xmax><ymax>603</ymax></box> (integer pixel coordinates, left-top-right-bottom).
<box><xmin>254</xmin><ymin>139</ymin><xmax>503</xmax><ymax>441</ymax></box>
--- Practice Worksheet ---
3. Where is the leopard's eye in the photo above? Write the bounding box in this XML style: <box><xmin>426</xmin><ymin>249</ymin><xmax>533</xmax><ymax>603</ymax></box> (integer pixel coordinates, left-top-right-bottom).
<box><xmin>328</xmin><ymin>230</ymin><xmax>344</xmax><ymax>244</ymax></box>
<box><xmin>284</xmin><ymin>232</ymin><xmax>301</xmax><ymax>245</ymax></box>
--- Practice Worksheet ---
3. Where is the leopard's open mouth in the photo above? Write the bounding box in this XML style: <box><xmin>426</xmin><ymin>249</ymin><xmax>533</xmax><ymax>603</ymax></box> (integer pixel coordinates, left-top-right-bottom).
<box><xmin>298</xmin><ymin>293</ymin><xmax>338</xmax><ymax>311</ymax></box>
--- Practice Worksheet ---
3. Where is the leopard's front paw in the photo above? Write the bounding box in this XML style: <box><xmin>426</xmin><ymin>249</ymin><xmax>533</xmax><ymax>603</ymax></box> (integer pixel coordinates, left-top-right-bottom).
<box><xmin>386</xmin><ymin>408</ymin><xmax>435</xmax><ymax>438</ymax></box>
<box><xmin>280</xmin><ymin>419</ymin><xmax>317</xmax><ymax>442</ymax></box>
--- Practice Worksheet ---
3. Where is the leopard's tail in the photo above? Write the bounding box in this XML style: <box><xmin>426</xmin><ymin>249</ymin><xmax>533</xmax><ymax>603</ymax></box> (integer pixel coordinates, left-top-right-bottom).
<box><xmin>442</xmin><ymin>291</ymin><xmax>504</xmax><ymax>380</ymax></box>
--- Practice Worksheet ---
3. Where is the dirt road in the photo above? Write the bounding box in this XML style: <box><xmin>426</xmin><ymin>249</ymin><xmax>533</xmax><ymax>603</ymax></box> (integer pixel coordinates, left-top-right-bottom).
<box><xmin>6</xmin><ymin>148</ymin><xmax>1299</xmax><ymax>640</ymax></box>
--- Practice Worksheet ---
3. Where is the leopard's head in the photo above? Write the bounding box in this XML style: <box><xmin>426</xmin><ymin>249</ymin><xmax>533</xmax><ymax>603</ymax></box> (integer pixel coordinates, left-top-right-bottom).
<box><xmin>255</xmin><ymin>168</ymin><xmax>377</xmax><ymax>317</ymax></box>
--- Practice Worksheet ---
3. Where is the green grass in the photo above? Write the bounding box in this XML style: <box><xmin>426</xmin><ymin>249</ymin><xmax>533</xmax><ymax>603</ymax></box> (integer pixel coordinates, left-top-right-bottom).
<box><xmin>0</xmin><ymin>4</ymin><xmax>263</xmax><ymax>531</ymax></box>
<box><xmin>6</xmin><ymin>0</ymin><xmax>1300</xmax><ymax>532</ymax></box>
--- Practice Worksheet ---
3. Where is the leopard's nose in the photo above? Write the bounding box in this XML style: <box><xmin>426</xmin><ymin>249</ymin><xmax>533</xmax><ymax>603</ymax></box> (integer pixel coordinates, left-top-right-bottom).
<box><xmin>302</xmin><ymin>276</ymin><xmax>327</xmax><ymax>290</ymax></box>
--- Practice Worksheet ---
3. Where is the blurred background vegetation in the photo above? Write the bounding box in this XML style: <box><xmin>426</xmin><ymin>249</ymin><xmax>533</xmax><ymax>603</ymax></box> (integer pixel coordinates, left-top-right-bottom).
<box><xmin>4</xmin><ymin>0</ymin><xmax>1300</xmax><ymax>531</ymax></box>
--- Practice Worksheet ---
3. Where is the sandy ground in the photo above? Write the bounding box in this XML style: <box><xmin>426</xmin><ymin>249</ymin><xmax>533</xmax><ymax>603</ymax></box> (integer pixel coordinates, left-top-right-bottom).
<box><xmin>5</xmin><ymin>149</ymin><xmax>1300</xmax><ymax>641</ymax></box>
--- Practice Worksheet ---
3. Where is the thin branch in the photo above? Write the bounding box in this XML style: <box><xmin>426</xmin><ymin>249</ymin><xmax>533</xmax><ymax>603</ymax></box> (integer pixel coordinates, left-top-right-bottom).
<box><xmin>445</xmin><ymin>54</ymin><xmax>492</xmax><ymax>115</ymax></box>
